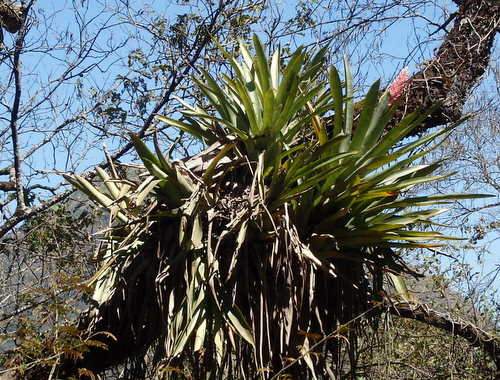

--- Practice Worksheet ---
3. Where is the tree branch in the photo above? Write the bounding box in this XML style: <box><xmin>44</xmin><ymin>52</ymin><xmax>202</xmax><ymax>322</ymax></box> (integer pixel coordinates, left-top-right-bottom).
<box><xmin>8</xmin><ymin>1</ymin><xmax>31</xmax><ymax>213</ymax></box>
<box><xmin>385</xmin><ymin>300</ymin><xmax>500</xmax><ymax>369</ymax></box>
<box><xmin>401</xmin><ymin>0</ymin><xmax>499</xmax><ymax>136</ymax></box>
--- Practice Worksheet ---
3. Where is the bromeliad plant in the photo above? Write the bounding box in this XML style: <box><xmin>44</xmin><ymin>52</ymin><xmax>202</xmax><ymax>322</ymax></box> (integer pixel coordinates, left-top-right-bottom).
<box><xmin>66</xmin><ymin>35</ymin><xmax>490</xmax><ymax>379</ymax></box>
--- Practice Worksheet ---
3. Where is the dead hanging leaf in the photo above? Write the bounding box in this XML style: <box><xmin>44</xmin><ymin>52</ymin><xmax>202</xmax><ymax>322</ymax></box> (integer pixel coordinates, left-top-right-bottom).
<box><xmin>297</xmin><ymin>330</ymin><xmax>323</xmax><ymax>340</ymax></box>
<box><xmin>158</xmin><ymin>365</ymin><xmax>193</xmax><ymax>379</ymax></box>
<box><xmin>81</xmin><ymin>339</ymin><xmax>109</xmax><ymax>350</ymax></box>
<box><xmin>257</xmin><ymin>367</ymin><xmax>272</xmax><ymax>373</ymax></box>
<box><xmin>77</xmin><ymin>368</ymin><xmax>97</xmax><ymax>380</ymax></box>
<box><xmin>86</xmin><ymin>330</ymin><xmax>117</xmax><ymax>342</ymax></box>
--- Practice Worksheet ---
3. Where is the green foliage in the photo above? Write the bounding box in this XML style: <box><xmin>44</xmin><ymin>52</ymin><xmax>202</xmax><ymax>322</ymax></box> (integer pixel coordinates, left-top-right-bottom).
<box><xmin>65</xmin><ymin>36</ymin><xmax>493</xmax><ymax>378</ymax></box>
<box><xmin>156</xmin><ymin>35</ymin><xmax>489</xmax><ymax>255</ymax></box>
<box><xmin>23</xmin><ymin>206</ymin><xmax>94</xmax><ymax>266</ymax></box>
<box><xmin>0</xmin><ymin>206</ymin><xmax>102</xmax><ymax>379</ymax></box>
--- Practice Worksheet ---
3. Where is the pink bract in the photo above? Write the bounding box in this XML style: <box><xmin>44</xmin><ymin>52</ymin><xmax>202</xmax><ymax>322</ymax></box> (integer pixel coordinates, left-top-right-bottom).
<box><xmin>389</xmin><ymin>67</ymin><xmax>409</xmax><ymax>106</ymax></box>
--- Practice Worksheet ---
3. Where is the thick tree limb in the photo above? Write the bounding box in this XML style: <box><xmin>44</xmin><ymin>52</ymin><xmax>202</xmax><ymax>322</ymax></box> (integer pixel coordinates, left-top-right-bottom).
<box><xmin>400</xmin><ymin>0</ymin><xmax>499</xmax><ymax>136</ymax></box>
<box><xmin>386</xmin><ymin>301</ymin><xmax>500</xmax><ymax>370</ymax></box>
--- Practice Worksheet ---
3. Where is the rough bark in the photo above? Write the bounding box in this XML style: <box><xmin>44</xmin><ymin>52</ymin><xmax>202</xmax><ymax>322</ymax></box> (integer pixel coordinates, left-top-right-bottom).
<box><xmin>399</xmin><ymin>0</ymin><xmax>499</xmax><ymax>136</ymax></box>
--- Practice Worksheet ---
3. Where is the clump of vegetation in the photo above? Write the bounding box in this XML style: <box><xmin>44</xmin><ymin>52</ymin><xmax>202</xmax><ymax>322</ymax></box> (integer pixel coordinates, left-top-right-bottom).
<box><xmin>65</xmin><ymin>36</ymin><xmax>492</xmax><ymax>378</ymax></box>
